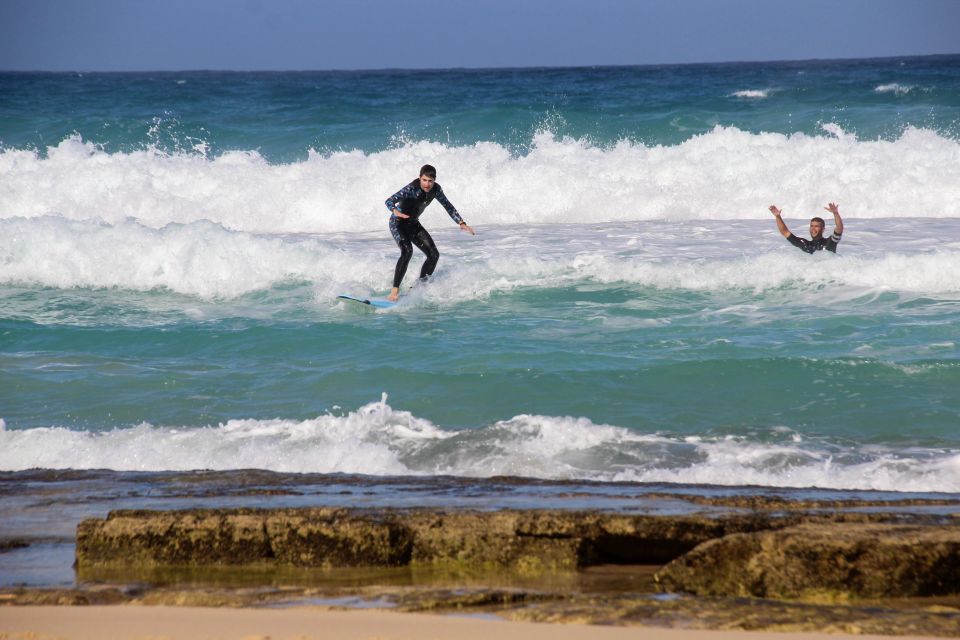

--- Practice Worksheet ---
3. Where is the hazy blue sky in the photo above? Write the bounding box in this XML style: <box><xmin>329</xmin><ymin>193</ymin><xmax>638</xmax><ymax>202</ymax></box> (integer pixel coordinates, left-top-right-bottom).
<box><xmin>1</xmin><ymin>0</ymin><xmax>958</xmax><ymax>71</ymax></box>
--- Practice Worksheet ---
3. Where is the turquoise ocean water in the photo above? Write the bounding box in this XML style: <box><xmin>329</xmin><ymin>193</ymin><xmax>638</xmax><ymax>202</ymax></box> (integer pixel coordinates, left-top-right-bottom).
<box><xmin>2</xmin><ymin>56</ymin><xmax>960</xmax><ymax>585</ymax></box>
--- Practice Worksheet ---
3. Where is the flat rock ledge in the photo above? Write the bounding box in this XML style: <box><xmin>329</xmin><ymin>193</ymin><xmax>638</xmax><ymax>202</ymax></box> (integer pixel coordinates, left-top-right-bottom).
<box><xmin>77</xmin><ymin>508</ymin><xmax>773</xmax><ymax>572</ymax></box>
<box><xmin>76</xmin><ymin>508</ymin><xmax>960</xmax><ymax>600</ymax></box>
<box><xmin>654</xmin><ymin>522</ymin><xmax>960</xmax><ymax>600</ymax></box>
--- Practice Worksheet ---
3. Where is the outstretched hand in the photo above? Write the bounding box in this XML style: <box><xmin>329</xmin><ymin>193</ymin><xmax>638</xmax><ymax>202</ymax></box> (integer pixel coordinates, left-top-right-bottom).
<box><xmin>769</xmin><ymin>205</ymin><xmax>782</xmax><ymax>217</ymax></box>
<box><xmin>460</xmin><ymin>223</ymin><xmax>476</xmax><ymax>235</ymax></box>
<box><xmin>824</xmin><ymin>202</ymin><xmax>840</xmax><ymax>216</ymax></box>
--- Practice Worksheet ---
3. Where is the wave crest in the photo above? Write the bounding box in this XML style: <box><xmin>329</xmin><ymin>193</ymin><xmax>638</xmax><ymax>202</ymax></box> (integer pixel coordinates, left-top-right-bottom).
<box><xmin>2</xmin><ymin>127</ymin><xmax>960</xmax><ymax>234</ymax></box>
<box><xmin>730</xmin><ymin>89</ymin><xmax>771</xmax><ymax>99</ymax></box>
<box><xmin>874</xmin><ymin>83</ymin><xmax>914</xmax><ymax>95</ymax></box>
<box><xmin>2</xmin><ymin>396</ymin><xmax>957</xmax><ymax>492</ymax></box>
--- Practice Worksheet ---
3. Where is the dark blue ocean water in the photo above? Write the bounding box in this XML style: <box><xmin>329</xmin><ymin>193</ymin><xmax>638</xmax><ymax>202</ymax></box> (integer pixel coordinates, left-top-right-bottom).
<box><xmin>1</xmin><ymin>56</ymin><xmax>959</xmax><ymax>496</ymax></box>
<box><xmin>3</xmin><ymin>56</ymin><xmax>959</xmax><ymax>161</ymax></box>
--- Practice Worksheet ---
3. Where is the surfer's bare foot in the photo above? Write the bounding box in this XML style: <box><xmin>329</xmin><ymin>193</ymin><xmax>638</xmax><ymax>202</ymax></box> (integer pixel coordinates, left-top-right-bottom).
<box><xmin>387</xmin><ymin>287</ymin><xmax>400</xmax><ymax>302</ymax></box>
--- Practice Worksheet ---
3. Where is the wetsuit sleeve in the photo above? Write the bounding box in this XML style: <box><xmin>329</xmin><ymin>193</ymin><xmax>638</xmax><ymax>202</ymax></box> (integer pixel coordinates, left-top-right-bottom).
<box><xmin>786</xmin><ymin>234</ymin><xmax>812</xmax><ymax>253</ymax></box>
<box><xmin>825</xmin><ymin>231</ymin><xmax>842</xmax><ymax>253</ymax></box>
<box><xmin>385</xmin><ymin>184</ymin><xmax>417</xmax><ymax>212</ymax></box>
<box><xmin>433</xmin><ymin>185</ymin><xmax>464</xmax><ymax>225</ymax></box>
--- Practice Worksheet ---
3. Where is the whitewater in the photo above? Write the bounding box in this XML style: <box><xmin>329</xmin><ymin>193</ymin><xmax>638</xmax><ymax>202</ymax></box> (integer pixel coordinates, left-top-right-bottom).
<box><xmin>2</xmin><ymin>58</ymin><xmax>959</xmax><ymax>496</ymax></box>
<box><xmin>2</xmin><ymin>125</ymin><xmax>960</xmax><ymax>235</ymax></box>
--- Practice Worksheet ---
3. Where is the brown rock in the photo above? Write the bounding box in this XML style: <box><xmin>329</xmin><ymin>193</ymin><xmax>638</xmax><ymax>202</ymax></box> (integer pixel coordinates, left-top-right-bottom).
<box><xmin>76</xmin><ymin>508</ymin><xmax>777</xmax><ymax>571</ymax></box>
<box><xmin>78</xmin><ymin>506</ymin><xmax>956</xmax><ymax>602</ymax></box>
<box><xmin>655</xmin><ymin>522</ymin><xmax>960</xmax><ymax>599</ymax></box>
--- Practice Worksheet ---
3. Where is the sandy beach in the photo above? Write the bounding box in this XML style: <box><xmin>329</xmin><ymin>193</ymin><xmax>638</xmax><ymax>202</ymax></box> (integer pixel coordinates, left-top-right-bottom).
<box><xmin>1</xmin><ymin>605</ymin><xmax>948</xmax><ymax>640</ymax></box>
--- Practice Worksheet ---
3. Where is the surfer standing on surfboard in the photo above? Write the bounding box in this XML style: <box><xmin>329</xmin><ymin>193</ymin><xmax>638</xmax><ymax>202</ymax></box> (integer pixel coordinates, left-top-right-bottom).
<box><xmin>384</xmin><ymin>164</ymin><xmax>475</xmax><ymax>301</ymax></box>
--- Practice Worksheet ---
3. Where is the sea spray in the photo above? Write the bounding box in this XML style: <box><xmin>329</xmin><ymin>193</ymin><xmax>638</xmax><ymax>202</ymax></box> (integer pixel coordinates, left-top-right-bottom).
<box><xmin>3</xmin><ymin>127</ymin><xmax>960</xmax><ymax>233</ymax></box>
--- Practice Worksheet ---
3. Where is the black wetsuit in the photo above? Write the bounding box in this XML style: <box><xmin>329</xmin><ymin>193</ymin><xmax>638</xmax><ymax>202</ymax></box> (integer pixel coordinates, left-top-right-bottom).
<box><xmin>385</xmin><ymin>180</ymin><xmax>463</xmax><ymax>288</ymax></box>
<box><xmin>787</xmin><ymin>231</ymin><xmax>842</xmax><ymax>253</ymax></box>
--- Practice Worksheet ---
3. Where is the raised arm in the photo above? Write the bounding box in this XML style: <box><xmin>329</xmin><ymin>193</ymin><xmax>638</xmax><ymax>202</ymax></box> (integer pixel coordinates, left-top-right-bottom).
<box><xmin>769</xmin><ymin>205</ymin><xmax>792</xmax><ymax>237</ymax></box>
<box><xmin>825</xmin><ymin>202</ymin><xmax>843</xmax><ymax>235</ymax></box>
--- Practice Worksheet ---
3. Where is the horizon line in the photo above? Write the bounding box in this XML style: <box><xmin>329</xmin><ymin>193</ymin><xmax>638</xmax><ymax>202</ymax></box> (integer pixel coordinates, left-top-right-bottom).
<box><xmin>2</xmin><ymin>51</ymin><xmax>958</xmax><ymax>74</ymax></box>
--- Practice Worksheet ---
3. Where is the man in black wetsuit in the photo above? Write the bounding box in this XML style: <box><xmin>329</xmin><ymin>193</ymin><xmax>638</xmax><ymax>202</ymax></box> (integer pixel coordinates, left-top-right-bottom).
<box><xmin>384</xmin><ymin>164</ymin><xmax>474</xmax><ymax>301</ymax></box>
<box><xmin>769</xmin><ymin>202</ymin><xmax>844</xmax><ymax>253</ymax></box>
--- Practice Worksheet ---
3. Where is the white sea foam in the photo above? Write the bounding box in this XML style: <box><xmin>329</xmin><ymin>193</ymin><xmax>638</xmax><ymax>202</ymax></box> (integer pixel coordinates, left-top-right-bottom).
<box><xmin>874</xmin><ymin>83</ymin><xmax>914</xmax><ymax>95</ymax></box>
<box><xmin>0</xmin><ymin>215</ymin><xmax>348</xmax><ymax>298</ymax></box>
<box><xmin>3</xmin><ymin>215</ymin><xmax>960</xmax><ymax>301</ymax></box>
<box><xmin>2</xmin><ymin>126</ymin><xmax>959</xmax><ymax>235</ymax></box>
<box><xmin>730</xmin><ymin>89</ymin><xmax>771</xmax><ymax>99</ymax></box>
<box><xmin>1</xmin><ymin>397</ymin><xmax>957</xmax><ymax>492</ymax></box>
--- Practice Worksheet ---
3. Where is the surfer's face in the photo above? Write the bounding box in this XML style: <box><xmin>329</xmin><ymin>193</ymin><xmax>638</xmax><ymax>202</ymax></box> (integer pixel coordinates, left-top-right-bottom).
<box><xmin>419</xmin><ymin>175</ymin><xmax>435</xmax><ymax>191</ymax></box>
<box><xmin>809</xmin><ymin>220</ymin><xmax>824</xmax><ymax>238</ymax></box>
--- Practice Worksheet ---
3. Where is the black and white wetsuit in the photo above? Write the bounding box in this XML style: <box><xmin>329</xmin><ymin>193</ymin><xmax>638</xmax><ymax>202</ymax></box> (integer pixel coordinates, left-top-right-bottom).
<box><xmin>385</xmin><ymin>180</ymin><xmax>463</xmax><ymax>288</ymax></box>
<box><xmin>787</xmin><ymin>231</ymin><xmax>842</xmax><ymax>253</ymax></box>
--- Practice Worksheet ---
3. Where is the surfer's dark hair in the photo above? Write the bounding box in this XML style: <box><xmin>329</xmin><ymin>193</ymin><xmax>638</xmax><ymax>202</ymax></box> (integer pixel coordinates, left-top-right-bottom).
<box><xmin>810</xmin><ymin>217</ymin><xmax>825</xmax><ymax>226</ymax></box>
<box><xmin>419</xmin><ymin>164</ymin><xmax>437</xmax><ymax>178</ymax></box>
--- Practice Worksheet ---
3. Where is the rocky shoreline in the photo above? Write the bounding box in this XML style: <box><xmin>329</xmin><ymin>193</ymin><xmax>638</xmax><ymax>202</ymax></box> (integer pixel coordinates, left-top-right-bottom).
<box><xmin>3</xmin><ymin>496</ymin><xmax>959</xmax><ymax>635</ymax></box>
<box><xmin>43</xmin><ymin>503</ymin><xmax>957</xmax><ymax>634</ymax></box>
<box><xmin>75</xmin><ymin>506</ymin><xmax>960</xmax><ymax>597</ymax></box>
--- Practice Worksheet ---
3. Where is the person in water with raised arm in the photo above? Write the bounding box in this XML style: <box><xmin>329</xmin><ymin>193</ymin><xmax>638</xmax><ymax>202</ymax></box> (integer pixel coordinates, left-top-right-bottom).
<box><xmin>769</xmin><ymin>202</ymin><xmax>844</xmax><ymax>253</ymax></box>
<box><xmin>384</xmin><ymin>164</ymin><xmax>474</xmax><ymax>301</ymax></box>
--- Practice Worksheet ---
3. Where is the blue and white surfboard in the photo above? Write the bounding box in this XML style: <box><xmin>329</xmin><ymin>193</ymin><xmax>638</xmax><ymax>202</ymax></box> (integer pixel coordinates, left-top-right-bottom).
<box><xmin>337</xmin><ymin>294</ymin><xmax>396</xmax><ymax>309</ymax></box>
